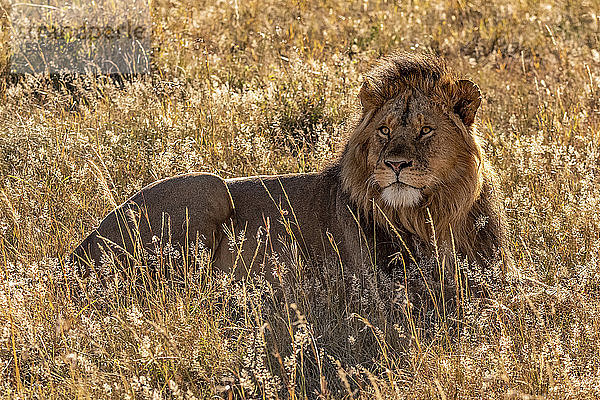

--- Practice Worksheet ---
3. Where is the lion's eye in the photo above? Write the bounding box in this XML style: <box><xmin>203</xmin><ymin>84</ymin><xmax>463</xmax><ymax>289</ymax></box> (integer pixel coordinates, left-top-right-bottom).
<box><xmin>419</xmin><ymin>126</ymin><xmax>434</xmax><ymax>138</ymax></box>
<box><xmin>377</xmin><ymin>126</ymin><xmax>391</xmax><ymax>137</ymax></box>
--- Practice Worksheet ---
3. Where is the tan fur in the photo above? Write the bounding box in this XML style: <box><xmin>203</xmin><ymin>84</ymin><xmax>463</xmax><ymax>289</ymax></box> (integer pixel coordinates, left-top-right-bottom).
<box><xmin>71</xmin><ymin>52</ymin><xmax>508</xmax><ymax>283</ymax></box>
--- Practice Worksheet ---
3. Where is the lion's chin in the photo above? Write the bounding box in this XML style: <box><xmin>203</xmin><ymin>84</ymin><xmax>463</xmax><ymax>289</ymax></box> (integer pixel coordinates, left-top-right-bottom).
<box><xmin>380</xmin><ymin>184</ymin><xmax>422</xmax><ymax>208</ymax></box>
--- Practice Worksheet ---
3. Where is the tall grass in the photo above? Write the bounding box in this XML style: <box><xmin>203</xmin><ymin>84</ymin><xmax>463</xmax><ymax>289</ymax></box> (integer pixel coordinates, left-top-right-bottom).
<box><xmin>1</xmin><ymin>0</ymin><xmax>600</xmax><ymax>398</ymax></box>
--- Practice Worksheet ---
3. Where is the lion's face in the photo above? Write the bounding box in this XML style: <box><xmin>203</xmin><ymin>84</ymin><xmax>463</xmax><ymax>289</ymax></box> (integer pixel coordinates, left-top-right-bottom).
<box><xmin>341</xmin><ymin>52</ymin><xmax>484</xmax><ymax>232</ymax></box>
<box><xmin>364</xmin><ymin>89</ymin><xmax>472</xmax><ymax>208</ymax></box>
<box><xmin>338</xmin><ymin>52</ymin><xmax>493</xmax><ymax>253</ymax></box>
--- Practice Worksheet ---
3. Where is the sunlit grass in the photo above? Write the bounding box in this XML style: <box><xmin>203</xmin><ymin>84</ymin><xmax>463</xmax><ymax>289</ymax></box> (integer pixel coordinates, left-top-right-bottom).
<box><xmin>1</xmin><ymin>0</ymin><xmax>600</xmax><ymax>398</ymax></box>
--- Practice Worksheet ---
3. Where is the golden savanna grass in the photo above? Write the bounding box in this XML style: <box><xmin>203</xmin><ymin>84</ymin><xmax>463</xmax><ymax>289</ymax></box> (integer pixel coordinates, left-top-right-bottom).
<box><xmin>1</xmin><ymin>0</ymin><xmax>600</xmax><ymax>398</ymax></box>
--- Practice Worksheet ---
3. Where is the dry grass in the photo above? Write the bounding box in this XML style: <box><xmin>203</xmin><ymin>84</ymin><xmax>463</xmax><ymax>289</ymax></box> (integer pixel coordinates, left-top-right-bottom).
<box><xmin>1</xmin><ymin>0</ymin><xmax>600</xmax><ymax>398</ymax></box>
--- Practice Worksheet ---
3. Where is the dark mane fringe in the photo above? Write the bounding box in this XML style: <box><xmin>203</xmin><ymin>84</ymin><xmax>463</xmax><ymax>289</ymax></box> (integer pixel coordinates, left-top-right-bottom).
<box><xmin>358</xmin><ymin>52</ymin><xmax>456</xmax><ymax>110</ymax></box>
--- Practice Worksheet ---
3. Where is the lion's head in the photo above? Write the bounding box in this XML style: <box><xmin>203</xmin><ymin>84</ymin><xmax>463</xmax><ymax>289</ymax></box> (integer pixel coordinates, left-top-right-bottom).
<box><xmin>340</xmin><ymin>52</ymin><xmax>486</xmax><ymax>248</ymax></box>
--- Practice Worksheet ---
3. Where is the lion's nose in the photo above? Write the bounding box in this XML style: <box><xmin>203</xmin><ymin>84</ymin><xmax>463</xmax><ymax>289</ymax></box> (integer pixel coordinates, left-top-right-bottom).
<box><xmin>384</xmin><ymin>159</ymin><xmax>413</xmax><ymax>174</ymax></box>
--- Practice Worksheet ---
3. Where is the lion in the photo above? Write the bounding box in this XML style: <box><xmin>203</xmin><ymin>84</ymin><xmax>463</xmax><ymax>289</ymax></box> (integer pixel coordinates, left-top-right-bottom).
<box><xmin>71</xmin><ymin>52</ymin><xmax>508</xmax><ymax>287</ymax></box>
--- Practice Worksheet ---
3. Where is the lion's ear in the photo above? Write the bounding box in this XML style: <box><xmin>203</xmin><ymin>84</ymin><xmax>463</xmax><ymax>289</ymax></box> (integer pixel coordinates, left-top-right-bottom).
<box><xmin>453</xmin><ymin>79</ymin><xmax>481</xmax><ymax>127</ymax></box>
<box><xmin>358</xmin><ymin>81</ymin><xmax>379</xmax><ymax>110</ymax></box>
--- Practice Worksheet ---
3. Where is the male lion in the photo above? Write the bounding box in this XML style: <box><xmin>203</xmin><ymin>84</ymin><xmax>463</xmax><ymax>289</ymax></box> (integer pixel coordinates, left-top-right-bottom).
<box><xmin>72</xmin><ymin>52</ymin><xmax>508</xmax><ymax>287</ymax></box>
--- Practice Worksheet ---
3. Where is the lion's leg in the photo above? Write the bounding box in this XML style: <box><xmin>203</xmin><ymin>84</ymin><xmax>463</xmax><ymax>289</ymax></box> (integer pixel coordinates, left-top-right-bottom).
<box><xmin>70</xmin><ymin>173</ymin><xmax>234</xmax><ymax>280</ymax></box>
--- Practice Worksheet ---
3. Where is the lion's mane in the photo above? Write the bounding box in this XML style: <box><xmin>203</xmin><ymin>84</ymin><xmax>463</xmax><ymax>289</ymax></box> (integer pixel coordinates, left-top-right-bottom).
<box><xmin>339</xmin><ymin>52</ymin><xmax>500</xmax><ymax>262</ymax></box>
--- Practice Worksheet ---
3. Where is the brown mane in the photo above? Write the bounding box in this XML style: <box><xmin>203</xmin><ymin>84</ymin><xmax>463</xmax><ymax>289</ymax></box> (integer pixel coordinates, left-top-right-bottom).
<box><xmin>339</xmin><ymin>52</ymin><xmax>492</xmax><ymax>261</ymax></box>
